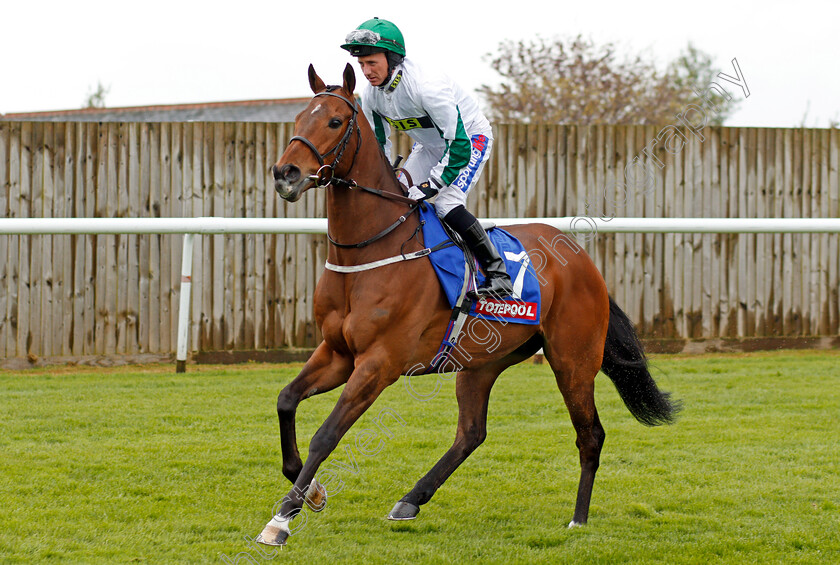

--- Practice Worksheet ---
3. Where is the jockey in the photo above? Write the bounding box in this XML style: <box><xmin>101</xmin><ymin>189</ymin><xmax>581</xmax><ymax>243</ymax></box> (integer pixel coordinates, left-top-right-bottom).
<box><xmin>341</xmin><ymin>17</ymin><xmax>513</xmax><ymax>299</ymax></box>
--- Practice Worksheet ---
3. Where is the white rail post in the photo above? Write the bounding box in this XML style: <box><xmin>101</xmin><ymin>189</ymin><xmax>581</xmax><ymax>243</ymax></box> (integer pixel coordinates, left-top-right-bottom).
<box><xmin>176</xmin><ymin>233</ymin><xmax>196</xmax><ymax>373</ymax></box>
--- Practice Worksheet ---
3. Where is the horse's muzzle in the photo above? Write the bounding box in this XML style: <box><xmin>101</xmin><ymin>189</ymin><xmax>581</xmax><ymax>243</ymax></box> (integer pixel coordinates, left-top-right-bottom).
<box><xmin>274</xmin><ymin>179</ymin><xmax>305</xmax><ymax>202</ymax></box>
<box><xmin>273</xmin><ymin>163</ymin><xmax>306</xmax><ymax>201</ymax></box>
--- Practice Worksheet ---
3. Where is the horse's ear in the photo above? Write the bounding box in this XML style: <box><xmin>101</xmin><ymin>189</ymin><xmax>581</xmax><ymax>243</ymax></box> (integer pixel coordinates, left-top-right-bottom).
<box><xmin>342</xmin><ymin>63</ymin><xmax>356</xmax><ymax>95</ymax></box>
<box><xmin>308</xmin><ymin>64</ymin><xmax>326</xmax><ymax>94</ymax></box>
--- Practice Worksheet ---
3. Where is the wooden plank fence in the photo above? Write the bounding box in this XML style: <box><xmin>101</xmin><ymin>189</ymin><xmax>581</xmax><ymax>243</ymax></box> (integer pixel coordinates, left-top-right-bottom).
<box><xmin>0</xmin><ymin>121</ymin><xmax>838</xmax><ymax>360</ymax></box>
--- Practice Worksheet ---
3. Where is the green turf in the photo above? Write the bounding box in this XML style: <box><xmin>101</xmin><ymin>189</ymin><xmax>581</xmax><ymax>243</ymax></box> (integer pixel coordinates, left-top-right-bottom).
<box><xmin>1</xmin><ymin>350</ymin><xmax>838</xmax><ymax>564</ymax></box>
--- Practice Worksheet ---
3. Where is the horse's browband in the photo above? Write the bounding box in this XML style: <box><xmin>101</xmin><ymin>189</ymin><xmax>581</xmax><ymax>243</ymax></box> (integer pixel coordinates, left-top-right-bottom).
<box><xmin>316</xmin><ymin>89</ymin><xmax>359</xmax><ymax>112</ymax></box>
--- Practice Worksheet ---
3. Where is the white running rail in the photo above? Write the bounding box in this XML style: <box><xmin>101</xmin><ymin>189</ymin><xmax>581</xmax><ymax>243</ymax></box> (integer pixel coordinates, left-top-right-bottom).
<box><xmin>2</xmin><ymin>216</ymin><xmax>839</xmax><ymax>372</ymax></box>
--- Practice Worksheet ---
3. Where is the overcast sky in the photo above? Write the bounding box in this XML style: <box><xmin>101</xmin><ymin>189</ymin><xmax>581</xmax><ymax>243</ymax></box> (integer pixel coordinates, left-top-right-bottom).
<box><xmin>2</xmin><ymin>0</ymin><xmax>837</xmax><ymax>127</ymax></box>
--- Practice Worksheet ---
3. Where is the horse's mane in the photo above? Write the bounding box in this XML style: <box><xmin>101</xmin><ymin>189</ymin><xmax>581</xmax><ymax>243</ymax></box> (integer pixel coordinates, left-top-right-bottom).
<box><xmin>376</xmin><ymin>144</ymin><xmax>401</xmax><ymax>186</ymax></box>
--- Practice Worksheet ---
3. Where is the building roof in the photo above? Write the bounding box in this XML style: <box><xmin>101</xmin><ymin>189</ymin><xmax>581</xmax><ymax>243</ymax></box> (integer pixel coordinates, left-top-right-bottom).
<box><xmin>0</xmin><ymin>98</ymin><xmax>311</xmax><ymax>122</ymax></box>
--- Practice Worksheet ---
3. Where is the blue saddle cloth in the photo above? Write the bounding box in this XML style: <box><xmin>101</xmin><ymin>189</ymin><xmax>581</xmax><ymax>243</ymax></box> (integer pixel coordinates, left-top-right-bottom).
<box><xmin>419</xmin><ymin>204</ymin><xmax>541</xmax><ymax>325</ymax></box>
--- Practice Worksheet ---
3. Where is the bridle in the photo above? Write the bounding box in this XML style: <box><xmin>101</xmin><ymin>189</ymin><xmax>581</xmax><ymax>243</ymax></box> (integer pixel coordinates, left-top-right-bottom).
<box><xmin>286</xmin><ymin>87</ymin><xmax>421</xmax><ymax>249</ymax></box>
<box><xmin>288</xmin><ymin>88</ymin><xmax>362</xmax><ymax>188</ymax></box>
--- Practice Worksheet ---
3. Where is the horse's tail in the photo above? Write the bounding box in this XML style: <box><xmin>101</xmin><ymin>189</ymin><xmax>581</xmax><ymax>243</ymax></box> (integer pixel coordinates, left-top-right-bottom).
<box><xmin>600</xmin><ymin>296</ymin><xmax>681</xmax><ymax>426</ymax></box>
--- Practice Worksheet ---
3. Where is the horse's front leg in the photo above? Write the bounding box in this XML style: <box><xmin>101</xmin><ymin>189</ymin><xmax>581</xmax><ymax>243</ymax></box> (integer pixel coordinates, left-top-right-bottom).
<box><xmin>277</xmin><ymin>341</ymin><xmax>354</xmax><ymax>484</ymax></box>
<box><xmin>258</xmin><ymin>354</ymin><xmax>401</xmax><ymax>546</ymax></box>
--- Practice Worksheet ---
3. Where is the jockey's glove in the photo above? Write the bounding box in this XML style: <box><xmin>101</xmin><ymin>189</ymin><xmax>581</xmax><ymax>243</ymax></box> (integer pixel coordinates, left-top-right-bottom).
<box><xmin>408</xmin><ymin>179</ymin><xmax>440</xmax><ymax>202</ymax></box>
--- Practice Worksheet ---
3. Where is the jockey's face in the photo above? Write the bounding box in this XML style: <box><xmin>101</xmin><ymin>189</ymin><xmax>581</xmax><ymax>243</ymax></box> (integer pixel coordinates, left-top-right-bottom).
<box><xmin>356</xmin><ymin>53</ymin><xmax>390</xmax><ymax>87</ymax></box>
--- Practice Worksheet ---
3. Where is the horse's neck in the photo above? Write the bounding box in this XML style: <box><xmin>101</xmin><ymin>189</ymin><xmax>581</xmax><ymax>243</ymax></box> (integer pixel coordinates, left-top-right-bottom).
<box><xmin>326</xmin><ymin>138</ymin><xmax>417</xmax><ymax>262</ymax></box>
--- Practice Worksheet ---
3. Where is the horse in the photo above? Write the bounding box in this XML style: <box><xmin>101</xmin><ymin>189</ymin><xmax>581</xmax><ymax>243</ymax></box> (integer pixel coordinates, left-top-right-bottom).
<box><xmin>256</xmin><ymin>63</ymin><xmax>679</xmax><ymax>546</ymax></box>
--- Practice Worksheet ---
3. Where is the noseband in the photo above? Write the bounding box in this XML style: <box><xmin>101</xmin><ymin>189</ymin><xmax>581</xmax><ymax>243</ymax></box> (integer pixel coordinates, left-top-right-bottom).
<box><xmin>288</xmin><ymin>89</ymin><xmax>361</xmax><ymax>188</ymax></box>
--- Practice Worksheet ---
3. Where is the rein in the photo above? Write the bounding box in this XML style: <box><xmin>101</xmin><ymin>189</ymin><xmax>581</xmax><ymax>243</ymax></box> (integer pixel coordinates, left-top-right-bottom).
<box><xmin>328</xmin><ymin>203</ymin><xmax>420</xmax><ymax>249</ymax></box>
<box><xmin>287</xmin><ymin>88</ymin><xmax>421</xmax><ymax>249</ymax></box>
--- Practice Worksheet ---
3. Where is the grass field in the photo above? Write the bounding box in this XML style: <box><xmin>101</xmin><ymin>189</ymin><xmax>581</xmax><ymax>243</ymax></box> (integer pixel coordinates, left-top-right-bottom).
<box><xmin>1</xmin><ymin>350</ymin><xmax>838</xmax><ymax>564</ymax></box>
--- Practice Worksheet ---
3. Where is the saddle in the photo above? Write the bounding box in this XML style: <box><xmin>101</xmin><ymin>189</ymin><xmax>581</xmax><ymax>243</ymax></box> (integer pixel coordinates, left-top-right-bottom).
<box><xmin>417</xmin><ymin>203</ymin><xmax>542</xmax><ymax>373</ymax></box>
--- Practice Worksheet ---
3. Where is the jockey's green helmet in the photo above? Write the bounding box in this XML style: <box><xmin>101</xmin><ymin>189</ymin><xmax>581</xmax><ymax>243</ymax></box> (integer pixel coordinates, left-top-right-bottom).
<box><xmin>341</xmin><ymin>17</ymin><xmax>406</xmax><ymax>58</ymax></box>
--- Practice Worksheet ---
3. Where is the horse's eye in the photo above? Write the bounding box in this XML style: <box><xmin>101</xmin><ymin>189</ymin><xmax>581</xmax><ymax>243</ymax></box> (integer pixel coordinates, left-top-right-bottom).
<box><xmin>328</xmin><ymin>118</ymin><xmax>342</xmax><ymax>129</ymax></box>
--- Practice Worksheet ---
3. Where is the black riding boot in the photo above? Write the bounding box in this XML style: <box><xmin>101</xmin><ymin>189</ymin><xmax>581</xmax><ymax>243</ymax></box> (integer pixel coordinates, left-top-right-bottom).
<box><xmin>443</xmin><ymin>206</ymin><xmax>514</xmax><ymax>299</ymax></box>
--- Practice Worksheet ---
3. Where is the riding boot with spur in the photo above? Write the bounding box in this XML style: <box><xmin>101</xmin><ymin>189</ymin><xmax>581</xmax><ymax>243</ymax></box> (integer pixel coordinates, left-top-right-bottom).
<box><xmin>443</xmin><ymin>206</ymin><xmax>514</xmax><ymax>299</ymax></box>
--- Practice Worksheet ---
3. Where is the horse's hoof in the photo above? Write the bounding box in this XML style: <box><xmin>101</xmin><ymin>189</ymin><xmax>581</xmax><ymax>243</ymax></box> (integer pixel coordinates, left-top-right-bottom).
<box><xmin>387</xmin><ymin>501</ymin><xmax>420</xmax><ymax>520</ymax></box>
<box><xmin>568</xmin><ymin>520</ymin><xmax>585</xmax><ymax>529</ymax></box>
<box><xmin>256</xmin><ymin>515</ymin><xmax>291</xmax><ymax>546</ymax></box>
<box><xmin>304</xmin><ymin>477</ymin><xmax>327</xmax><ymax>512</ymax></box>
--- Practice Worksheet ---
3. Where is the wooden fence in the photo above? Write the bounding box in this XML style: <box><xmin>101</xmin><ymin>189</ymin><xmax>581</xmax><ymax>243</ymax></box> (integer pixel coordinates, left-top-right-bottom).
<box><xmin>0</xmin><ymin>121</ymin><xmax>838</xmax><ymax>360</ymax></box>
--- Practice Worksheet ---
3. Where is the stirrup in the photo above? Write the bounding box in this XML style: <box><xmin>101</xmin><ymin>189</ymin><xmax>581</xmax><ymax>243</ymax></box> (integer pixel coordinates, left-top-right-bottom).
<box><xmin>469</xmin><ymin>274</ymin><xmax>514</xmax><ymax>300</ymax></box>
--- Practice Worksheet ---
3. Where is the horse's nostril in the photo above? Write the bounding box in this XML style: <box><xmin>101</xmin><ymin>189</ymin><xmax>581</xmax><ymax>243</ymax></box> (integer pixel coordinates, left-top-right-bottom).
<box><xmin>280</xmin><ymin>164</ymin><xmax>300</xmax><ymax>183</ymax></box>
<box><xmin>272</xmin><ymin>164</ymin><xmax>282</xmax><ymax>181</ymax></box>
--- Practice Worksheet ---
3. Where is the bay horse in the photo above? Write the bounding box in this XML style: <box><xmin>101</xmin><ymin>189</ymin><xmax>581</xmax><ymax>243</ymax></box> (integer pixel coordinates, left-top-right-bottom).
<box><xmin>257</xmin><ymin>63</ymin><xmax>679</xmax><ymax>546</ymax></box>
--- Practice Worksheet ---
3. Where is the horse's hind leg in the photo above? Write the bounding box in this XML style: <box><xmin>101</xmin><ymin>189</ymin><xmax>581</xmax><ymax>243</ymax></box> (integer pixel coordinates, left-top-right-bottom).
<box><xmin>542</xmin><ymin>337</ymin><xmax>606</xmax><ymax>527</ymax></box>
<box><xmin>389</xmin><ymin>364</ymin><xmax>503</xmax><ymax>520</ymax></box>
<box><xmin>276</xmin><ymin>341</ymin><xmax>353</xmax><ymax>484</ymax></box>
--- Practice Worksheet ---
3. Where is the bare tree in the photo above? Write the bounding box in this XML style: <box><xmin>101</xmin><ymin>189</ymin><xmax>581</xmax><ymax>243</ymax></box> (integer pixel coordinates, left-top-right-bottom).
<box><xmin>84</xmin><ymin>81</ymin><xmax>110</xmax><ymax>109</ymax></box>
<box><xmin>479</xmin><ymin>36</ymin><xmax>739</xmax><ymax>125</ymax></box>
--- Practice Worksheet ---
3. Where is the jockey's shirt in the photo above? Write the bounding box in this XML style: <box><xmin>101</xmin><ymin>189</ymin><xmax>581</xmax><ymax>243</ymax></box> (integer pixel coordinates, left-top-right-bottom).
<box><xmin>359</xmin><ymin>58</ymin><xmax>493</xmax><ymax>188</ymax></box>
